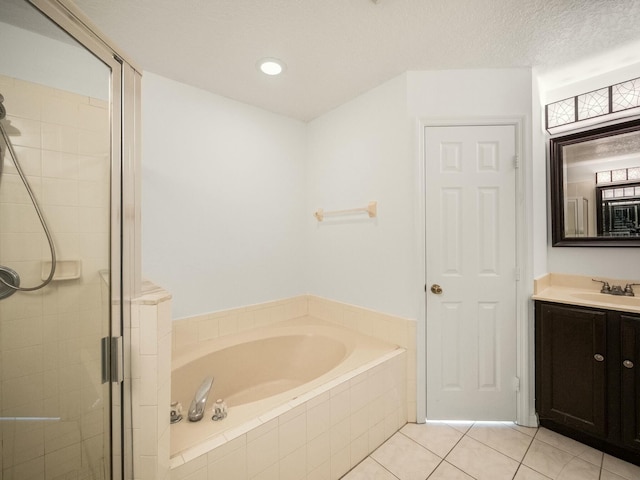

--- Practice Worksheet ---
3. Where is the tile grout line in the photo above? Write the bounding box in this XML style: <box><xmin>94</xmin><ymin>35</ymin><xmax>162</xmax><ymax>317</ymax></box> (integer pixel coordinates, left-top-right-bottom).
<box><xmin>368</xmin><ymin>456</ymin><xmax>402</xmax><ymax>480</ymax></box>
<box><xmin>404</xmin><ymin>422</ymin><xmax>478</xmax><ymax>479</ymax></box>
<box><xmin>510</xmin><ymin>429</ymin><xmax>547</xmax><ymax>480</ymax></box>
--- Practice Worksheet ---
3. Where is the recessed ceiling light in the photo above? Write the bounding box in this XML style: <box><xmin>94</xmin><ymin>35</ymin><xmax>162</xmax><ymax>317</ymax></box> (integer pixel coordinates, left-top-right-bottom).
<box><xmin>258</xmin><ymin>58</ymin><xmax>286</xmax><ymax>76</ymax></box>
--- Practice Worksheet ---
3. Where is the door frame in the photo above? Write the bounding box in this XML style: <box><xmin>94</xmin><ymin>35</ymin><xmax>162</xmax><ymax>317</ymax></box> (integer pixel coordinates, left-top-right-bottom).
<box><xmin>415</xmin><ymin>116</ymin><xmax>537</xmax><ymax>427</ymax></box>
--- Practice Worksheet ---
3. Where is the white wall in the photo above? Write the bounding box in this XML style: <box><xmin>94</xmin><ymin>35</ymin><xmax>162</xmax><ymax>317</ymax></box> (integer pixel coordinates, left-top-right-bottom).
<box><xmin>142</xmin><ymin>73</ymin><xmax>308</xmax><ymax>319</ymax></box>
<box><xmin>538</xmin><ymin>62</ymin><xmax>640</xmax><ymax>279</ymax></box>
<box><xmin>306</xmin><ymin>75</ymin><xmax>416</xmax><ymax>320</ymax></box>
<box><xmin>305</xmin><ymin>69</ymin><xmax>534</xmax><ymax>321</ymax></box>
<box><xmin>406</xmin><ymin>67</ymin><xmax>536</xmax><ymax>278</ymax></box>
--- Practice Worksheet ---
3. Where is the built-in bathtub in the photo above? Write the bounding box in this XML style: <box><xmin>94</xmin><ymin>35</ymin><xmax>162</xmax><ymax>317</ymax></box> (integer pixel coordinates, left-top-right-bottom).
<box><xmin>169</xmin><ymin>316</ymin><xmax>407</xmax><ymax>479</ymax></box>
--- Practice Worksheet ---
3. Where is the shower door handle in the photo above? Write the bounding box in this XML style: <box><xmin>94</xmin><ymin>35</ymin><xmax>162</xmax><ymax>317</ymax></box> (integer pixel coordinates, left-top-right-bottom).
<box><xmin>101</xmin><ymin>336</ymin><xmax>124</xmax><ymax>384</ymax></box>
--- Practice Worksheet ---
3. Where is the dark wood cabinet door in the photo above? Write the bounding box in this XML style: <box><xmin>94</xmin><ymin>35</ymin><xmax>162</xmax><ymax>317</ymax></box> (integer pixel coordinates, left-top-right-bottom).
<box><xmin>536</xmin><ymin>303</ymin><xmax>608</xmax><ymax>437</ymax></box>
<box><xmin>621</xmin><ymin>313</ymin><xmax>640</xmax><ymax>452</ymax></box>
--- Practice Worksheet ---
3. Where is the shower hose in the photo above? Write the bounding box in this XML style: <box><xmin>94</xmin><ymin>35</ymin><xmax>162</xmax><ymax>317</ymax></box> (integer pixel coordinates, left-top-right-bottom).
<box><xmin>0</xmin><ymin>93</ymin><xmax>56</xmax><ymax>297</ymax></box>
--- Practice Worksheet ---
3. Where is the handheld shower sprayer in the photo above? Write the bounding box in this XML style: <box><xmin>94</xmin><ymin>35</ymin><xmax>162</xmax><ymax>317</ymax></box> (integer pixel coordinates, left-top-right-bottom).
<box><xmin>0</xmin><ymin>92</ymin><xmax>57</xmax><ymax>299</ymax></box>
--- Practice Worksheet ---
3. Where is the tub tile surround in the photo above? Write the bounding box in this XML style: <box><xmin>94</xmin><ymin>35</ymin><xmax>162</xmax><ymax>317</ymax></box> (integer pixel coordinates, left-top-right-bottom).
<box><xmin>161</xmin><ymin>295</ymin><xmax>415</xmax><ymax>480</ymax></box>
<box><xmin>171</xmin><ymin>295</ymin><xmax>417</xmax><ymax>423</ymax></box>
<box><xmin>170</xmin><ymin>351</ymin><xmax>407</xmax><ymax>480</ymax></box>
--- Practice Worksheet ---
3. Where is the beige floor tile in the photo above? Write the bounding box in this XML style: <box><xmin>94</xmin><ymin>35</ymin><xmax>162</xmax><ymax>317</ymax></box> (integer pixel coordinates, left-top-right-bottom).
<box><xmin>371</xmin><ymin>432</ymin><xmax>441</xmax><ymax>480</ymax></box>
<box><xmin>400</xmin><ymin>422</ymin><xmax>463</xmax><ymax>458</ymax></box>
<box><xmin>446</xmin><ymin>435</ymin><xmax>519</xmax><ymax>480</ymax></box>
<box><xmin>602</xmin><ymin>454</ymin><xmax>640</xmax><ymax>480</ymax></box>
<box><xmin>341</xmin><ymin>458</ymin><xmax>396</xmax><ymax>480</ymax></box>
<box><xmin>513</xmin><ymin>465</ymin><xmax>552</xmax><ymax>479</ymax></box>
<box><xmin>350</xmin><ymin>420</ymin><xmax>639</xmax><ymax>480</ymax></box>
<box><xmin>556</xmin><ymin>457</ymin><xmax>600</xmax><ymax>480</ymax></box>
<box><xmin>428</xmin><ymin>461</ymin><xmax>474</xmax><ymax>479</ymax></box>
<box><xmin>522</xmin><ymin>439</ymin><xmax>576</xmax><ymax>479</ymax></box>
<box><xmin>445</xmin><ymin>421</ymin><xmax>474</xmax><ymax>434</ymax></box>
<box><xmin>506</xmin><ymin>423</ymin><xmax>538</xmax><ymax>437</ymax></box>
<box><xmin>466</xmin><ymin>423</ymin><xmax>534</xmax><ymax>462</ymax></box>
<box><xmin>600</xmin><ymin>469</ymin><xmax>632</xmax><ymax>480</ymax></box>
<box><xmin>576</xmin><ymin>447</ymin><xmax>603</xmax><ymax>468</ymax></box>
<box><xmin>534</xmin><ymin>428</ymin><xmax>596</xmax><ymax>457</ymax></box>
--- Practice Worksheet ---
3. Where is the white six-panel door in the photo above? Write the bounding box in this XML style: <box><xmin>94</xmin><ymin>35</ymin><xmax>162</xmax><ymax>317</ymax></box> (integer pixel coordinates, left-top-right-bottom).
<box><xmin>425</xmin><ymin>124</ymin><xmax>518</xmax><ymax>420</ymax></box>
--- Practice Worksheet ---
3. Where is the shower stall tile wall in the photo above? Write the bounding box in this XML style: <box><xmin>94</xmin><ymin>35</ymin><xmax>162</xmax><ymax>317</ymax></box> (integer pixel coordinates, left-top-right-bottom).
<box><xmin>0</xmin><ymin>74</ymin><xmax>110</xmax><ymax>480</ymax></box>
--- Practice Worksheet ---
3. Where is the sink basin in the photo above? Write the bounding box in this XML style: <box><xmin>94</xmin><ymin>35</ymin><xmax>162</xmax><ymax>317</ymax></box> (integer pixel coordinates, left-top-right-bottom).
<box><xmin>571</xmin><ymin>292</ymin><xmax>640</xmax><ymax>308</ymax></box>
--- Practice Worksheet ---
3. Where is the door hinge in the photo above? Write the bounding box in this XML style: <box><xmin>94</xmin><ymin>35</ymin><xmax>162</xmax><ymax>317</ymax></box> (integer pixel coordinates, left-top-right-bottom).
<box><xmin>515</xmin><ymin>267</ymin><xmax>521</xmax><ymax>281</ymax></box>
<box><xmin>513</xmin><ymin>376</ymin><xmax>521</xmax><ymax>392</ymax></box>
<box><xmin>513</xmin><ymin>155</ymin><xmax>519</xmax><ymax>169</ymax></box>
<box><xmin>101</xmin><ymin>336</ymin><xmax>123</xmax><ymax>384</ymax></box>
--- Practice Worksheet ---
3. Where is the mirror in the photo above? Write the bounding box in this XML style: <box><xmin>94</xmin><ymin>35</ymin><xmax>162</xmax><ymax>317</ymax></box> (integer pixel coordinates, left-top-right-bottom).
<box><xmin>550</xmin><ymin>118</ymin><xmax>640</xmax><ymax>246</ymax></box>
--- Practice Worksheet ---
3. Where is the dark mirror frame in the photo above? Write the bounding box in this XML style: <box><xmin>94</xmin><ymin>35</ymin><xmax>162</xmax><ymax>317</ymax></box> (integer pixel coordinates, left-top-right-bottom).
<box><xmin>550</xmin><ymin>118</ymin><xmax>640</xmax><ymax>247</ymax></box>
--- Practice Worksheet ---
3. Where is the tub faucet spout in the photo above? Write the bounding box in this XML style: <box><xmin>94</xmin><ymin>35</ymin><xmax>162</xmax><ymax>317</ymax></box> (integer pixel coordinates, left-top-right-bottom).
<box><xmin>188</xmin><ymin>376</ymin><xmax>214</xmax><ymax>422</ymax></box>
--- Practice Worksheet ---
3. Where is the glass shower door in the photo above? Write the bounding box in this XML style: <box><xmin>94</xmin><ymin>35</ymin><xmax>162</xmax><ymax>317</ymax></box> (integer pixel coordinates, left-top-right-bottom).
<box><xmin>0</xmin><ymin>0</ymin><xmax>119</xmax><ymax>478</ymax></box>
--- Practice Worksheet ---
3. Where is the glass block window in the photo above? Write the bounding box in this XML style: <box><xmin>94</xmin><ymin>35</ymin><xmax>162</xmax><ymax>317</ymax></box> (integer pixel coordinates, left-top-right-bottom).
<box><xmin>612</xmin><ymin>78</ymin><xmax>640</xmax><ymax>112</ymax></box>
<box><xmin>602</xmin><ymin>186</ymin><xmax>640</xmax><ymax>199</ymax></box>
<box><xmin>596</xmin><ymin>171</ymin><xmax>612</xmax><ymax>183</ymax></box>
<box><xmin>546</xmin><ymin>76</ymin><xmax>640</xmax><ymax>131</ymax></box>
<box><xmin>546</xmin><ymin>98</ymin><xmax>575</xmax><ymax>128</ymax></box>
<box><xmin>596</xmin><ymin>167</ymin><xmax>640</xmax><ymax>185</ymax></box>
<box><xmin>578</xmin><ymin>88</ymin><xmax>609</xmax><ymax>120</ymax></box>
<box><xmin>612</xmin><ymin>168</ymin><xmax>628</xmax><ymax>182</ymax></box>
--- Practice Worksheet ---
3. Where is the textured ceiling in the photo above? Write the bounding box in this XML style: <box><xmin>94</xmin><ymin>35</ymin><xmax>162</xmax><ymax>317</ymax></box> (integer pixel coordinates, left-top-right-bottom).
<box><xmin>63</xmin><ymin>0</ymin><xmax>640</xmax><ymax>121</ymax></box>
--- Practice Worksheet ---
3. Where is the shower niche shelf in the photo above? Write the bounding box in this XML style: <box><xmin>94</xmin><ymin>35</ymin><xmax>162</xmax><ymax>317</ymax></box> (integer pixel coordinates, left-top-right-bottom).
<box><xmin>42</xmin><ymin>260</ymin><xmax>82</xmax><ymax>281</ymax></box>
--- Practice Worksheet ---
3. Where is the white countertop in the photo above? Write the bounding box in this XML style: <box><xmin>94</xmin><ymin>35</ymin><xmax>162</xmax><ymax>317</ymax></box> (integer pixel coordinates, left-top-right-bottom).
<box><xmin>532</xmin><ymin>273</ymin><xmax>640</xmax><ymax>314</ymax></box>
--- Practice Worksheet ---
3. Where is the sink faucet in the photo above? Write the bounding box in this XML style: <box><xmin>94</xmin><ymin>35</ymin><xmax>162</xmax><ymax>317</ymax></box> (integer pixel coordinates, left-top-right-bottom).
<box><xmin>592</xmin><ymin>279</ymin><xmax>611</xmax><ymax>294</ymax></box>
<box><xmin>593</xmin><ymin>279</ymin><xmax>639</xmax><ymax>297</ymax></box>
<box><xmin>610</xmin><ymin>284</ymin><xmax>625</xmax><ymax>296</ymax></box>
<box><xmin>188</xmin><ymin>376</ymin><xmax>214</xmax><ymax>422</ymax></box>
<box><xmin>623</xmin><ymin>283</ymin><xmax>640</xmax><ymax>297</ymax></box>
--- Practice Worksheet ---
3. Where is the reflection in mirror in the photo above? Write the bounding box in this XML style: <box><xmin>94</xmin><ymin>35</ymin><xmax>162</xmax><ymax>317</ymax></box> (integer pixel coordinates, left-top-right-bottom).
<box><xmin>550</xmin><ymin>118</ymin><xmax>640</xmax><ymax>246</ymax></box>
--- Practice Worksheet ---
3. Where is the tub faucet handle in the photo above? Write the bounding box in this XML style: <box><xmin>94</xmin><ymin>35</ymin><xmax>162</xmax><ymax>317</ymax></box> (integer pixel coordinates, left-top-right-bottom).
<box><xmin>188</xmin><ymin>376</ymin><xmax>214</xmax><ymax>422</ymax></box>
<box><xmin>170</xmin><ymin>402</ymin><xmax>183</xmax><ymax>424</ymax></box>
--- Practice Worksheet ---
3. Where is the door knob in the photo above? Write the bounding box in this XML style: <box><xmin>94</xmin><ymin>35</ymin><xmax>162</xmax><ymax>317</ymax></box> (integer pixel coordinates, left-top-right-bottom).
<box><xmin>430</xmin><ymin>284</ymin><xmax>443</xmax><ymax>294</ymax></box>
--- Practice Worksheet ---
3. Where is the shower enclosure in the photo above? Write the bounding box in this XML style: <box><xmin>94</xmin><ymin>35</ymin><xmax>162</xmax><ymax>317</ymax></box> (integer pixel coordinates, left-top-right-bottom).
<box><xmin>0</xmin><ymin>0</ymin><xmax>140</xmax><ymax>478</ymax></box>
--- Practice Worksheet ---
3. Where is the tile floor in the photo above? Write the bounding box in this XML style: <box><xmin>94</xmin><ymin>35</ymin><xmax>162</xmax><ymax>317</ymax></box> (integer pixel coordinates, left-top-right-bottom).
<box><xmin>342</xmin><ymin>422</ymin><xmax>640</xmax><ymax>480</ymax></box>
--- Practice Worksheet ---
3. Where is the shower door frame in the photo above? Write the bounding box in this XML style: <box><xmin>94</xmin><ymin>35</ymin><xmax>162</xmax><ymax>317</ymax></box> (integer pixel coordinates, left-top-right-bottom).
<box><xmin>26</xmin><ymin>1</ymin><xmax>142</xmax><ymax>478</ymax></box>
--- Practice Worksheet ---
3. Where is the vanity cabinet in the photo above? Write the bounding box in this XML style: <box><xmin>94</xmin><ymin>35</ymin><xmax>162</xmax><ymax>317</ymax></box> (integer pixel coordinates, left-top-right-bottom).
<box><xmin>621</xmin><ymin>314</ymin><xmax>640</xmax><ymax>452</ymax></box>
<box><xmin>535</xmin><ymin>301</ymin><xmax>640</xmax><ymax>465</ymax></box>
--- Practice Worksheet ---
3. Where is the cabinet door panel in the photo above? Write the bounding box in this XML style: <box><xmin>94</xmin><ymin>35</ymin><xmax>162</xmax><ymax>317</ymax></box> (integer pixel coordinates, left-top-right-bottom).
<box><xmin>621</xmin><ymin>314</ymin><xmax>640</xmax><ymax>452</ymax></box>
<box><xmin>536</xmin><ymin>303</ymin><xmax>608</xmax><ymax>436</ymax></box>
